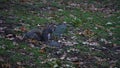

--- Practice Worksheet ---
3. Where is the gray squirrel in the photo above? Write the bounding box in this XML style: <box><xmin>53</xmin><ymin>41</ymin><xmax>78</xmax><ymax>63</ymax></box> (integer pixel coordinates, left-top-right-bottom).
<box><xmin>23</xmin><ymin>28</ymin><xmax>42</xmax><ymax>41</ymax></box>
<box><xmin>41</xmin><ymin>24</ymin><xmax>54</xmax><ymax>41</ymax></box>
<box><xmin>23</xmin><ymin>23</ymin><xmax>67</xmax><ymax>47</ymax></box>
<box><xmin>23</xmin><ymin>24</ymin><xmax>54</xmax><ymax>42</ymax></box>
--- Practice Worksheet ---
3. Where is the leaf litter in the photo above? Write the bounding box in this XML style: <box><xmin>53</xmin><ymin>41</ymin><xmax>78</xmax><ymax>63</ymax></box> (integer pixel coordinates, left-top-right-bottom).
<box><xmin>0</xmin><ymin>0</ymin><xmax>120</xmax><ymax>68</ymax></box>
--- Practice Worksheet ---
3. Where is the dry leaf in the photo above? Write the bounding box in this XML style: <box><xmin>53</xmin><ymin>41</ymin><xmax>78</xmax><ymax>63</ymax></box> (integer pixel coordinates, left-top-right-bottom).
<box><xmin>1</xmin><ymin>63</ymin><xmax>11</xmax><ymax>68</ymax></box>
<box><xmin>20</xmin><ymin>26</ymin><xmax>27</xmax><ymax>32</ymax></box>
<box><xmin>28</xmin><ymin>39</ymin><xmax>38</xmax><ymax>44</ymax></box>
<box><xmin>83</xmin><ymin>29</ymin><xmax>94</xmax><ymax>37</ymax></box>
<box><xmin>40</xmin><ymin>49</ymin><xmax>46</xmax><ymax>53</ymax></box>
<box><xmin>17</xmin><ymin>62</ymin><xmax>22</xmax><ymax>65</ymax></box>
<box><xmin>60</xmin><ymin>52</ymin><xmax>67</xmax><ymax>60</ymax></box>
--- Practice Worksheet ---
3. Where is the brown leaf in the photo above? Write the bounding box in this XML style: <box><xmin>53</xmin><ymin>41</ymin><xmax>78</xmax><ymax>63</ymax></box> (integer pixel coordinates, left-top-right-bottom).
<box><xmin>1</xmin><ymin>63</ymin><xmax>11</xmax><ymax>68</ymax></box>
<box><xmin>17</xmin><ymin>62</ymin><xmax>22</xmax><ymax>65</ymax></box>
<box><xmin>20</xmin><ymin>26</ymin><xmax>27</xmax><ymax>32</ymax></box>
<box><xmin>28</xmin><ymin>39</ymin><xmax>38</xmax><ymax>44</ymax></box>
<box><xmin>83</xmin><ymin>29</ymin><xmax>94</xmax><ymax>37</ymax></box>
<box><xmin>72</xmin><ymin>61</ymin><xmax>84</xmax><ymax>67</ymax></box>
<box><xmin>17</xmin><ymin>66</ymin><xmax>24</xmax><ymax>68</ymax></box>
<box><xmin>40</xmin><ymin>47</ymin><xmax>46</xmax><ymax>53</ymax></box>
<box><xmin>40</xmin><ymin>49</ymin><xmax>45</xmax><ymax>53</ymax></box>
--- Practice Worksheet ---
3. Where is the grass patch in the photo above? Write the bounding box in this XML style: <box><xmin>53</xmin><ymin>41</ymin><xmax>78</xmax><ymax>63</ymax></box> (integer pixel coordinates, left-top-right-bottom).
<box><xmin>0</xmin><ymin>0</ymin><xmax>120</xmax><ymax>67</ymax></box>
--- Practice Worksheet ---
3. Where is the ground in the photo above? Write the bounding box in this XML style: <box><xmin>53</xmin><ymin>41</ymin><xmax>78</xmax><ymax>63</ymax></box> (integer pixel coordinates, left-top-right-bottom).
<box><xmin>0</xmin><ymin>0</ymin><xmax>120</xmax><ymax>68</ymax></box>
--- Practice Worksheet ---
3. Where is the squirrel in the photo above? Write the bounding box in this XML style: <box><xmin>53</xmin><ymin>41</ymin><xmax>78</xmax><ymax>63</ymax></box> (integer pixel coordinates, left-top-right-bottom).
<box><xmin>23</xmin><ymin>24</ymin><xmax>54</xmax><ymax>42</ymax></box>
<box><xmin>23</xmin><ymin>23</ymin><xmax>67</xmax><ymax>47</ymax></box>
<box><xmin>23</xmin><ymin>28</ymin><xmax>42</xmax><ymax>41</ymax></box>
<box><xmin>41</xmin><ymin>24</ymin><xmax>54</xmax><ymax>42</ymax></box>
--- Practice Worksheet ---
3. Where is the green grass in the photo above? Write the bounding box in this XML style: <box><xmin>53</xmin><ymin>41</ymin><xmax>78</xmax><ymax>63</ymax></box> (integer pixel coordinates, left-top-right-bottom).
<box><xmin>0</xmin><ymin>0</ymin><xmax>120</xmax><ymax>68</ymax></box>
<box><xmin>75</xmin><ymin>45</ymin><xmax>90</xmax><ymax>52</ymax></box>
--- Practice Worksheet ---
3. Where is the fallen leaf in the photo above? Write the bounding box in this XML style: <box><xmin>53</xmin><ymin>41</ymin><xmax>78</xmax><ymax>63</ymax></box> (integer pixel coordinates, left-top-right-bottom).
<box><xmin>83</xmin><ymin>29</ymin><xmax>94</xmax><ymax>37</ymax></box>
<box><xmin>20</xmin><ymin>26</ymin><xmax>27</xmax><ymax>32</ymax></box>
<box><xmin>1</xmin><ymin>63</ymin><xmax>11</xmax><ymax>68</ymax></box>
<box><xmin>17</xmin><ymin>62</ymin><xmax>22</xmax><ymax>65</ymax></box>
<box><xmin>28</xmin><ymin>39</ymin><xmax>38</xmax><ymax>44</ymax></box>
<box><xmin>40</xmin><ymin>49</ymin><xmax>45</xmax><ymax>53</ymax></box>
<box><xmin>60</xmin><ymin>52</ymin><xmax>67</xmax><ymax>60</ymax></box>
